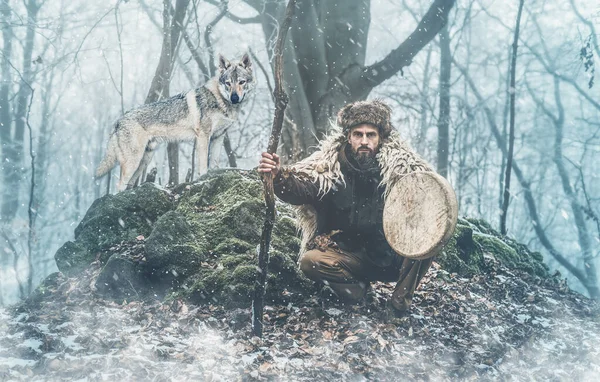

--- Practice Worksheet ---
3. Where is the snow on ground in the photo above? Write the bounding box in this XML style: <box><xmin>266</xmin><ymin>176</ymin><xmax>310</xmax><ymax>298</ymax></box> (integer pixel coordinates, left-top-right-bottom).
<box><xmin>1</xmin><ymin>261</ymin><xmax>599</xmax><ymax>381</ymax></box>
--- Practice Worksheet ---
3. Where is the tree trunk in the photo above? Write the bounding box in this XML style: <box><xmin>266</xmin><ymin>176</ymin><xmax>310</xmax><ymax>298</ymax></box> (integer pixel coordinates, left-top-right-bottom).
<box><xmin>417</xmin><ymin>46</ymin><xmax>433</xmax><ymax>155</ymax></box>
<box><xmin>500</xmin><ymin>0</ymin><xmax>524</xmax><ymax>235</ymax></box>
<box><xmin>2</xmin><ymin>0</ymin><xmax>41</xmax><ymax>222</ymax></box>
<box><xmin>223</xmin><ymin>132</ymin><xmax>237</xmax><ymax>167</ymax></box>
<box><xmin>454</xmin><ymin>58</ymin><xmax>600</xmax><ymax>299</ymax></box>
<box><xmin>247</xmin><ymin>0</ymin><xmax>456</xmax><ymax>158</ymax></box>
<box><xmin>437</xmin><ymin>24</ymin><xmax>451</xmax><ymax>178</ymax></box>
<box><xmin>0</xmin><ymin>0</ymin><xmax>13</xmax><ymax>223</ymax></box>
<box><xmin>145</xmin><ymin>0</ymin><xmax>189</xmax><ymax>186</ymax></box>
<box><xmin>498</xmin><ymin>46</ymin><xmax>511</xmax><ymax>215</ymax></box>
<box><xmin>526</xmin><ymin>77</ymin><xmax>599</xmax><ymax>299</ymax></box>
<box><xmin>550</xmin><ymin>79</ymin><xmax>598</xmax><ymax>298</ymax></box>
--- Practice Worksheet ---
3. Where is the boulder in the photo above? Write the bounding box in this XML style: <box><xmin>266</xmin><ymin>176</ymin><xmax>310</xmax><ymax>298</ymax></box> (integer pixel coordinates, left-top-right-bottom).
<box><xmin>51</xmin><ymin>169</ymin><xmax>550</xmax><ymax>308</ymax></box>
<box><xmin>144</xmin><ymin>210</ymin><xmax>208</xmax><ymax>289</ymax></box>
<box><xmin>95</xmin><ymin>253</ymin><xmax>150</xmax><ymax>301</ymax></box>
<box><xmin>437</xmin><ymin>218</ymin><xmax>549</xmax><ymax>277</ymax></box>
<box><xmin>54</xmin><ymin>183</ymin><xmax>173</xmax><ymax>276</ymax></box>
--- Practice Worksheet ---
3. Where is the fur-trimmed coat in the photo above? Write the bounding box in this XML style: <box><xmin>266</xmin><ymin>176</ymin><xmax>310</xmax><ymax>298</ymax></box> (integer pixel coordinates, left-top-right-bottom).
<box><xmin>275</xmin><ymin>127</ymin><xmax>433</xmax><ymax>261</ymax></box>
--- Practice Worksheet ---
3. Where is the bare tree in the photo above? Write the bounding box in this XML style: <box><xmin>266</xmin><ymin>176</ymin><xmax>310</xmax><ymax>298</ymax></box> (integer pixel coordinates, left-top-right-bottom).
<box><xmin>527</xmin><ymin>77</ymin><xmax>598</xmax><ymax>298</ymax></box>
<box><xmin>144</xmin><ymin>0</ymin><xmax>190</xmax><ymax>185</ymax></box>
<box><xmin>234</xmin><ymin>0</ymin><xmax>455</xmax><ymax>158</ymax></box>
<box><xmin>0</xmin><ymin>1</ymin><xmax>14</xmax><ymax>220</ymax></box>
<box><xmin>500</xmin><ymin>0</ymin><xmax>525</xmax><ymax>235</ymax></box>
<box><xmin>454</xmin><ymin>57</ymin><xmax>600</xmax><ymax>299</ymax></box>
<box><xmin>1</xmin><ymin>0</ymin><xmax>44</xmax><ymax>223</ymax></box>
<box><xmin>437</xmin><ymin>24</ymin><xmax>451</xmax><ymax>177</ymax></box>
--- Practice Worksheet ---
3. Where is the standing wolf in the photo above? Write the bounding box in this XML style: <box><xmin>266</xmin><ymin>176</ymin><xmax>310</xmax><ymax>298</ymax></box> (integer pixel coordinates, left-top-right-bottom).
<box><xmin>95</xmin><ymin>53</ymin><xmax>255</xmax><ymax>191</ymax></box>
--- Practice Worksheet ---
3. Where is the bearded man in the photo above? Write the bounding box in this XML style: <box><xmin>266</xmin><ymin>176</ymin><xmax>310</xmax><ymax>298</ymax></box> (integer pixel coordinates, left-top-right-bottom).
<box><xmin>258</xmin><ymin>100</ymin><xmax>434</xmax><ymax>313</ymax></box>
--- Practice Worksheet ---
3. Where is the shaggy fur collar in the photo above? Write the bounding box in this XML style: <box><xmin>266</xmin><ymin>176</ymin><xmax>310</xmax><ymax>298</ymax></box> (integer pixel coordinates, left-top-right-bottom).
<box><xmin>290</xmin><ymin>126</ymin><xmax>434</xmax><ymax>258</ymax></box>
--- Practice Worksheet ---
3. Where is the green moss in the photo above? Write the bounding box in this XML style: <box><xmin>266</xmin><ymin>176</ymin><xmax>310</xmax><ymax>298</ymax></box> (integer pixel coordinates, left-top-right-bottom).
<box><xmin>144</xmin><ymin>210</ymin><xmax>208</xmax><ymax>286</ymax></box>
<box><xmin>155</xmin><ymin>171</ymin><xmax>314</xmax><ymax>307</ymax></box>
<box><xmin>268</xmin><ymin>250</ymin><xmax>297</xmax><ymax>275</ymax></box>
<box><xmin>176</xmin><ymin>171</ymin><xmax>265</xmax><ymax>249</ymax></box>
<box><xmin>232</xmin><ymin>265</ymin><xmax>259</xmax><ymax>285</ymax></box>
<box><xmin>473</xmin><ymin>232</ymin><xmax>549</xmax><ymax>278</ymax></box>
<box><xmin>531</xmin><ymin>251</ymin><xmax>544</xmax><ymax>263</ymax></box>
<box><xmin>474</xmin><ymin>234</ymin><xmax>518</xmax><ymax>265</ymax></box>
<box><xmin>452</xmin><ymin>218</ymin><xmax>550</xmax><ymax>278</ymax></box>
<box><xmin>272</xmin><ymin>214</ymin><xmax>302</xmax><ymax>254</ymax></box>
<box><xmin>436</xmin><ymin>221</ymin><xmax>485</xmax><ymax>276</ymax></box>
<box><xmin>221</xmin><ymin>254</ymin><xmax>253</xmax><ymax>269</ymax></box>
<box><xmin>214</xmin><ymin>238</ymin><xmax>255</xmax><ymax>255</ymax></box>
<box><xmin>74</xmin><ymin>183</ymin><xmax>173</xmax><ymax>253</ymax></box>
<box><xmin>54</xmin><ymin>241</ymin><xmax>93</xmax><ymax>276</ymax></box>
<box><xmin>465</xmin><ymin>218</ymin><xmax>499</xmax><ymax>236</ymax></box>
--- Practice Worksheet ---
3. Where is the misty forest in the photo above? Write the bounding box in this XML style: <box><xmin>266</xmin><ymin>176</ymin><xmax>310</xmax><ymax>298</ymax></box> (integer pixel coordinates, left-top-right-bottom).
<box><xmin>1</xmin><ymin>0</ymin><xmax>600</xmax><ymax>380</ymax></box>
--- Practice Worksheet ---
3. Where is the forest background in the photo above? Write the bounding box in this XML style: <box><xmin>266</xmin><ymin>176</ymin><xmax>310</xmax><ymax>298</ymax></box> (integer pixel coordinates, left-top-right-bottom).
<box><xmin>0</xmin><ymin>0</ymin><xmax>598</xmax><ymax>306</ymax></box>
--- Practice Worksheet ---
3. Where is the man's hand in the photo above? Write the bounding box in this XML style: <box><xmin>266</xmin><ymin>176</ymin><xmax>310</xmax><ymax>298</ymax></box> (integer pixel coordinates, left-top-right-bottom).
<box><xmin>258</xmin><ymin>152</ymin><xmax>281</xmax><ymax>177</ymax></box>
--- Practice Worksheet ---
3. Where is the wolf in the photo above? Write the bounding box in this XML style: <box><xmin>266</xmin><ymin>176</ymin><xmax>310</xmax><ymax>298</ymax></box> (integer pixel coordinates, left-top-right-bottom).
<box><xmin>95</xmin><ymin>53</ymin><xmax>255</xmax><ymax>191</ymax></box>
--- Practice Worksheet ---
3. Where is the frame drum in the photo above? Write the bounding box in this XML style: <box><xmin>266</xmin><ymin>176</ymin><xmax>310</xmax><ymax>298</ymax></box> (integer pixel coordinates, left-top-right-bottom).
<box><xmin>382</xmin><ymin>172</ymin><xmax>458</xmax><ymax>260</ymax></box>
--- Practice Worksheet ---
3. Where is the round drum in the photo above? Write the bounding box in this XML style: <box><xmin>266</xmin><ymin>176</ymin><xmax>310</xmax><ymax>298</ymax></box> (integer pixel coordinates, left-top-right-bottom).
<box><xmin>382</xmin><ymin>171</ymin><xmax>458</xmax><ymax>260</ymax></box>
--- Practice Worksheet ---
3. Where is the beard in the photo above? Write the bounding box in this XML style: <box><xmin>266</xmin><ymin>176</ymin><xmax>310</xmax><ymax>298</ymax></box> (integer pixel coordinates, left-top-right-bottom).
<box><xmin>349</xmin><ymin>145</ymin><xmax>378</xmax><ymax>170</ymax></box>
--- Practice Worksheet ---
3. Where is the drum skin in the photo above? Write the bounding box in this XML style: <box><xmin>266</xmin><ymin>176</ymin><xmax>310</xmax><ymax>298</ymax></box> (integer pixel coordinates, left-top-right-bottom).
<box><xmin>382</xmin><ymin>172</ymin><xmax>458</xmax><ymax>260</ymax></box>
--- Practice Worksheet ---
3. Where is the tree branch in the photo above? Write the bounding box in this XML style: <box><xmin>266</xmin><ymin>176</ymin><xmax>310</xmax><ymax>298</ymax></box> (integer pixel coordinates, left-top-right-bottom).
<box><xmin>205</xmin><ymin>0</ymin><xmax>262</xmax><ymax>24</ymax></box>
<box><xmin>454</xmin><ymin>58</ymin><xmax>597</xmax><ymax>295</ymax></box>
<box><xmin>568</xmin><ymin>0</ymin><xmax>600</xmax><ymax>58</ymax></box>
<box><xmin>204</xmin><ymin>0</ymin><xmax>228</xmax><ymax>77</ymax></box>
<box><xmin>357</xmin><ymin>0</ymin><xmax>455</xmax><ymax>93</ymax></box>
<box><xmin>26</xmin><ymin>88</ymin><xmax>36</xmax><ymax>295</ymax></box>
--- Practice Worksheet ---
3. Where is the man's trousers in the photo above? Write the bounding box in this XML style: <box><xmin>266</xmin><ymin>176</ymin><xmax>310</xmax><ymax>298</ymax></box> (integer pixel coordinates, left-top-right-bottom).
<box><xmin>299</xmin><ymin>246</ymin><xmax>433</xmax><ymax>311</ymax></box>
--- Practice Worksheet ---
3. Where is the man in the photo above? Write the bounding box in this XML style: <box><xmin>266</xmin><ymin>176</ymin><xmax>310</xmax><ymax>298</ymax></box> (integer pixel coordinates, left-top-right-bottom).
<box><xmin>258</xmin><ymin>100</ymin><xmax>434</xmax><ymax>313</ymax></box>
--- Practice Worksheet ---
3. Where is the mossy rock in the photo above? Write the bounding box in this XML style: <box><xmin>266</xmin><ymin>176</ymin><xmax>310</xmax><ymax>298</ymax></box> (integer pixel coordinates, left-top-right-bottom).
<box><xmin>74</xmin><ymin>183</ymin><xmax>173</xmax><ymax>253</ymax></box>
<box><xmin>214</xmin><ymin>238</ymin><xmax>256</xmax><ymax>256</ymax></box>
<box><xmin>272</xmin><ymin>214</ymin><xmax>302</xmax><ymax>254</ymax></box>
<box><xmin>437</xmin><ymin>218</ymin><xmax>549</xmax><ymax>278</ymax></box>
<box><xmin>436</xmin><ymin>220</ymin><xmax>485</xmax><ymax>276</ymax></box>
<box><xmin>52</xmin><ymin>168</ymin><xmax>551</xmax><ymax>309</ymax></box>
<box><xmin>176</xmin><ymin>171</ymin><xmax>266</xmax><ymax>249</ymax></box>
<box><xmin>95</xmin><ymin>253</ymin><xmax>151</xmax><ymax>302</ymax></box>
<box><xmin>54</xmin><ymin>241</ymin><xmax>94</xmax><ymax>276</ymax></box>
<box><xmin>144</xmin><ymin>210</ymin><xmax>208</xmax><ymax>288</ymax></box>
<box><xmin>54</xmin><ymin>183</ymin><xmax>173</xmax><ymax>276</ymax></box>
<box><xmin>220</xmin><ymin>254</ymin><xmax>254</xmax><ymax>269</ymax></box>
<box><xmin>25</xmin><ymin>272</ymin><xmax>66</xmax><ymax>308</ymax></box>
<box><xmin>183</xmin><ymin>250</ymin><xmax>315</xmax><ymax>309</ymax></box>
<box><xmin>474</xmin><ymin>232</ymin><xmax>549</xmax><ymax>277</ymax></box>
<box><xmin>150</xmin><ymin>170</ymin><xmax>313</xmax><ymax>307</ymax></box>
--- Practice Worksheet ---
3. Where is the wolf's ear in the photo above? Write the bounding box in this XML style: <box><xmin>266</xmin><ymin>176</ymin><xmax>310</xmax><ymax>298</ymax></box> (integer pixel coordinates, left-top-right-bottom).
<box><xmin>218</xmin><ymin>54</ymin><xmax>231</xmax><ymax>71</ymax></box>
<box><xmin>240</xmin><ymin>52</ymin><xmax>252</xmax><ymax>70</ymax></box>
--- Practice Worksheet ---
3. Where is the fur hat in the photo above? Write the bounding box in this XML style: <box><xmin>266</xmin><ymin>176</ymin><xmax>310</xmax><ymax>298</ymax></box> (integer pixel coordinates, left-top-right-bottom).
<box><xmin>337</xmin><ymin>99</ymin><xmax>393</xmax><ymax>139</ymax></box>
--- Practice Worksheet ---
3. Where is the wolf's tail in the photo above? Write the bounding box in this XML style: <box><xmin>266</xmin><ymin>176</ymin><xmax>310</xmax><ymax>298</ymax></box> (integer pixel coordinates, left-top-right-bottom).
<box><xmin>95</xmin><ymin>131</ymin><xmax>118</xmax><ymax>178</ymax></box>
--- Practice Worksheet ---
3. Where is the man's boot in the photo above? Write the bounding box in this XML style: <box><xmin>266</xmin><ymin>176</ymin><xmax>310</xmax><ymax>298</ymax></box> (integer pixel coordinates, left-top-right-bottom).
<box><xmin>326</xmin><ymin>281</ymin><xmax>368</xmax><ymax>303</ymax></box>
<box><xmin>389</xmin><ymin>279</ymin><xmax>414</xmax><ymax>315</ymax></box>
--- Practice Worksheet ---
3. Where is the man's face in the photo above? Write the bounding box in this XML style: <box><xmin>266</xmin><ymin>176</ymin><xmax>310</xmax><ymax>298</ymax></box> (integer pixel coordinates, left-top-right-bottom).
<box><xmin>348</xmin><ymin>124</ymin><xmax>380</xmax><ymax>158</ymax></box>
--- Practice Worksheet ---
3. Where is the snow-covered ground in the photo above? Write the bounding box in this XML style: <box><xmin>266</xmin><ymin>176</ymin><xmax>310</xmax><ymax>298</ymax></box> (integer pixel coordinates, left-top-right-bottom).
<box><xmin>1</xmin><ymin>263</ymin><xmax>599</xmax><ymax>381</ymax></box>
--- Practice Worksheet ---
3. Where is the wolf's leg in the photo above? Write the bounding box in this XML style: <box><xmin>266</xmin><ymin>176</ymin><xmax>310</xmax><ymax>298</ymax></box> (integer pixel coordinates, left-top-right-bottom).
<box><xmin>118</xmin><ymin>149</ymin><xmax>145</xmax><ymax>191</ymax></box>
<box><xmin>195</xmin><ymin>132</ymin><xmax>210</xmax><ymax>177</ymax></box>
<box><xmin>208</xmin><ymin>133</ymin><xmax>226</xmax><ymax>169</ymax></box>
<box><xmin>130</xmin><ymin>147</ymin><xmax>156</xmax><ymax>187</ymax></box>
<box><xmin>117</xmin><ymin>133</ymin><xmax>148</xmax><ymax>191</ymax></box>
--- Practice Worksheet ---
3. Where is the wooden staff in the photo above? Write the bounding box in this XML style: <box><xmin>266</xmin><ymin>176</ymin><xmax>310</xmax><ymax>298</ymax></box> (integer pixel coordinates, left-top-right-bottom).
<box><xmin>252</xmin><ymin>0</ymin><xmax>296</xmax><ymax>338</ymax></box>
